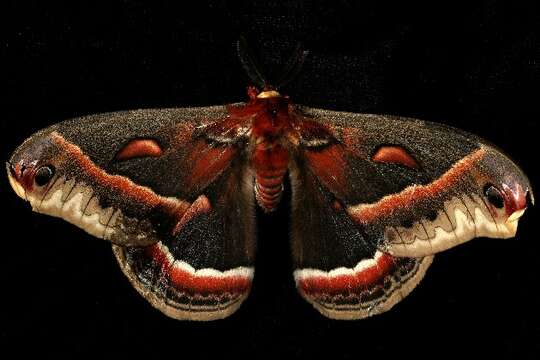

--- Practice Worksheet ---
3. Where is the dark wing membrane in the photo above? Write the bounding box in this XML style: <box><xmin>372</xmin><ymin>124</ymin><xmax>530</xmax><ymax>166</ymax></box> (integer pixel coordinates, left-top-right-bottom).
<box><xmin>295</xmin><ymin>107</ymin><xmax>532</xmax><ymax>258</ymax></box>
<box><xmin>289</xmin><ymin>107</ymin><xmax>531</xmax><ymax>319</ymax></box>
<box><xmin>8</xmin><ymin>106</ymin><xmax>256</xmax><ymax>320</ymax></box>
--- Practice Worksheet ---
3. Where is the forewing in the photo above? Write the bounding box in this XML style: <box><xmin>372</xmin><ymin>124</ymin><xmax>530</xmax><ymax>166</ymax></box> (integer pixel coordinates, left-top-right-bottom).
<box><xmin>295</xmin><ymin>107</ymin><xmax>532</xmax><ymax>258</ymax></box>
<box><xmin>8</xmin><ymin>106</ymin><xmax>256</xmax><ymax>320</ymax></box>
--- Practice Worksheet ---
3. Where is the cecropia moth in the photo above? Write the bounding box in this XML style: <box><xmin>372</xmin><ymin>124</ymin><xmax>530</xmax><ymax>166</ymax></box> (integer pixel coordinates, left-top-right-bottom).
<box><xmin>7</xmin><ymin>70</ymin><xmax>532</xmax><ymax>321</ymax></box>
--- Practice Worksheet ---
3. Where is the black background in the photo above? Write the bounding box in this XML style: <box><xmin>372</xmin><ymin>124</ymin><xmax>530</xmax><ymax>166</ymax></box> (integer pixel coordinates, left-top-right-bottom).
<box><xmin>2</xmin><ymin>1</ymin><xmax>539</xmax><ymax>358</ymax></box>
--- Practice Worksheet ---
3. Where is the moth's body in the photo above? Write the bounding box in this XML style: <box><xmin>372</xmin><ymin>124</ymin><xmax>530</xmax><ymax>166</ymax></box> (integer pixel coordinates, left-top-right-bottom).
<box><xmin>245</xmin><ymin>91</ymin><xmax>292</xmax><ymax>210</ymax></box>
<box><xmin>7</xmin><ymin>87</ymin><xmax>532</xmax><ymax>321</ymax></box>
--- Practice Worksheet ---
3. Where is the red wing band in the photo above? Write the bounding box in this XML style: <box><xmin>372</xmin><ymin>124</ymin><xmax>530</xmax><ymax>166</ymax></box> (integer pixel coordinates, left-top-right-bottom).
<box><xmin>294</xmin><ymin>251</ymin><xmax>433</xmax><ymax>320</ymax></box>
<box><xmin>113</xmin><ymin>242</ymin><xmax>254</xmax><ymax>321</ymax></box>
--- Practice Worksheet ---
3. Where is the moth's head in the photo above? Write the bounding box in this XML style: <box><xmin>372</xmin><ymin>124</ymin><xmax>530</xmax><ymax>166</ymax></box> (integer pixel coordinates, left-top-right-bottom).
<box><xmin>7</xmin><ymin>128</ymin><xmax>64</xmax><ymax>203</ymax></box>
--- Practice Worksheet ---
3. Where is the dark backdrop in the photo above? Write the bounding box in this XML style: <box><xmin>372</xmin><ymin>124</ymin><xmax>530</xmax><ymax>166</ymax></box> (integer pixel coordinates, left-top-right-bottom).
<box><xmin>2</xmin><ymin>1</ymin><xmax>539</xmax><ymax>358</ymax></box>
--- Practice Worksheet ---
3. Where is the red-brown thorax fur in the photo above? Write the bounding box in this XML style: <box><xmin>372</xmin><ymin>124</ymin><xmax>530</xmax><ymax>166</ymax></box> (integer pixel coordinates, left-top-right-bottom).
<box><xmin>236</xmin><ymin>88</ymin><xmax>293</xmax><ymax>211</ymax></box>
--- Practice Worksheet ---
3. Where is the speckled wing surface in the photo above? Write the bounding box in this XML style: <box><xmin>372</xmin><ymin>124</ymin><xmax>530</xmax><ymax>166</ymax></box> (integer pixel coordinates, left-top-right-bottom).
<box><xmin>7</xmin><ymin>95</ymin><xmax>532</xmax><ymax>321</ymax></box>
<box><xmin>8</xmin><ymin>107</ymin><xmax>256</xmax><ymax>321</ymax></box>
<box><xmin>290</xmin><ymin>107</ymin><xmax>532</xmax><ymax>319</ymax></box>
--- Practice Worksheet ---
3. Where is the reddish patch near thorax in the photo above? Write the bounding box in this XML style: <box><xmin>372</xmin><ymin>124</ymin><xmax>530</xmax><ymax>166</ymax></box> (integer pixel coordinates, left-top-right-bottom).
<box><xmin>304</xmin><ymin>144</ymin><xmax>349</xmax><ymax>197</ymax></box>
<box><xmin>145</xmin><ymin>244</ymin><xmax>252</xmax><ymax>295</ymax></box>
<box><xmin>115</xmin><ymin>139</ymin><xmax>163</xmax><ymax>161</ymax></box>
<box><xmin>372</xmin><ymin>145</ymin><xmax>419</xmax><ymax>169</ymax></box>
<box><xmin>297</xmin><ymin>253</ymin><xmax>396</xmax><ymax>295</ymax></box>
<box><xmin>349</xmin><ymin>148</ymin><xmax>486</xmax><ymax>223</ymax></box>
<box><xmin>184</xmin><ymin>139</ymin><xmax>237</xmax><ymax>191</ymax></box>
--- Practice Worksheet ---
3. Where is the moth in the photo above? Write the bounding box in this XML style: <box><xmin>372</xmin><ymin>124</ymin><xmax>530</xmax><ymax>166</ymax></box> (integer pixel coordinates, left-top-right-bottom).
<box><xmin>7</xmin><ymin>46</ymin><xmax>533</xmax><ymax>321</ymax></box>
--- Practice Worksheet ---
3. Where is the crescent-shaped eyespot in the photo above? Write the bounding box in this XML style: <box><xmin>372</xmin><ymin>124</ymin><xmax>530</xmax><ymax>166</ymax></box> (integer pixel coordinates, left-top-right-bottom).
<box><xmin>372</xmin><ymin>145</ymin><xmax>419</xmax><ymax>169</ymax></box>
<box><xmin>115</xmin><ymin>139</ymin><xmax>163</xmax><ymax>161</ymax></box>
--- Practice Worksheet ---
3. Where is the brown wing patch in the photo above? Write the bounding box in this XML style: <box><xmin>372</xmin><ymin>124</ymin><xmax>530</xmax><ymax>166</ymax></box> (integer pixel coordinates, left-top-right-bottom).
<box><xmin>113</xmin><ymin>243</ymin><xmax>254</xmax><ymax>321</ymax></box>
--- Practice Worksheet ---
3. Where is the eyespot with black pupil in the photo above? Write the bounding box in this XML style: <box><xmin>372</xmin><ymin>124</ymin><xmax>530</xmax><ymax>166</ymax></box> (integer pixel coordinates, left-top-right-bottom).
<box><xmin>34</xmin><ymin>165</ymin><xmax>55</xmax><ymax>186</ymax></box>
<box><xmin>483</xmin><ymin>183</ymin><xmax>504</xmax><ymax>209</ymax></box>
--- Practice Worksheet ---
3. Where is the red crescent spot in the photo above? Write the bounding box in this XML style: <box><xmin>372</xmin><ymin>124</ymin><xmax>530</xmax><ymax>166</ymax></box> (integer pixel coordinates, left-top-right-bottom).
<box><xmin>115</xmin><ymin>139</ymin><xmax>163</xmax><ymax>161</ymax></box>
<box><xmin>372</xmin><ymin>145</ymin><xmax>419</xmax><ymax>169</ymax></box>
<box><xmin>297</xmin><ymin>253</ymin><xmax>395</xmax><ymax>296</ymax></box>
<box><xmin>172</xmin><ymin>195</ymin><xmax>211</xmax><ymax>236</ymax></box>
<box><xmin>145</xmin><ymin>244</ymin><xmax>252</xmax><ymax>295</ymax></box>
<box><xmin>349</xmin><ymin>148</ymin><xmax>486</xmax><ymax>223</ymax></box>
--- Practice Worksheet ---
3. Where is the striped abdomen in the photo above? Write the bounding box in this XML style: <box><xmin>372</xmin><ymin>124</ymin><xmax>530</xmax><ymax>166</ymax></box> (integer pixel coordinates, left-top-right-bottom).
<box><xmin>252</xmin><ymin>142</ymin><xmax>289</xmax><ymax>212</ymax></box>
